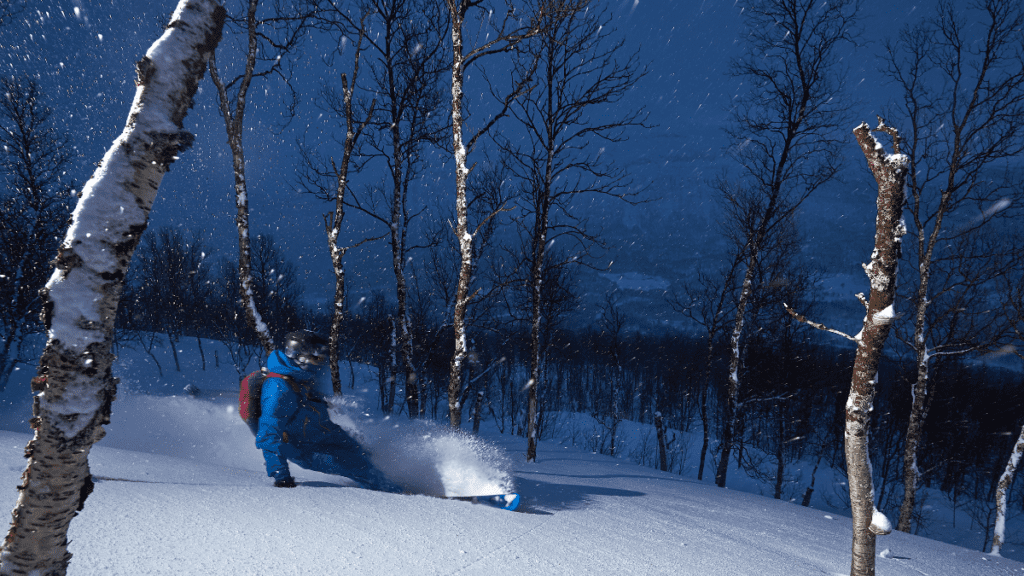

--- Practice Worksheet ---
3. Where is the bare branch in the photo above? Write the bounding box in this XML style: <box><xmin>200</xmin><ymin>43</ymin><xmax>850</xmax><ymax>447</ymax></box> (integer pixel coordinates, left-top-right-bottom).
<box><xmin>784</xmin><ymin>304</ymin><xmax>856</xmax><ymax>342</ymax></box>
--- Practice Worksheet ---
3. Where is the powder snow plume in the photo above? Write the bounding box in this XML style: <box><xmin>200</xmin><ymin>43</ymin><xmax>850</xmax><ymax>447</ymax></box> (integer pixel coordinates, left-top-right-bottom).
<box><xmin>331</xmin><ymin>400</ymin><xmax>515</xmax><ymax>497</ymax></box>
<box><xmin>100</xmin><ymin>392</ymin><xmax>266</xmax><ymax>473</ymax></box>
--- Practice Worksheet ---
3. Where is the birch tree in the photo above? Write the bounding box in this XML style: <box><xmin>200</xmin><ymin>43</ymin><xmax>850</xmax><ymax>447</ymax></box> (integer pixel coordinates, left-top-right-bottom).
<box><xmin>991</xmin><ymin>420</ymin><xmax>1024</xmax><ymax>557</ymax></box>
<box><xmin>314</xmin><ymin>0</ymin><xmax>448</xmax><ymax>414</ymax></box>
<box><xmin>296</xmin><ymin>6</ymin><xmax>378</xmax><ymax>396</ymax></box>
<box><xmin>881</xmin><ymin>0</ymin><xmax>1024</xmax><ymax>532</ymax></box>
<box><xmin>0</xmin><ymin>3</ymin><xmax>224</xmax><ymax>573</ymax></box>
<box><xmin>500</xmin><ymin>0</ymin><xmax>646</xmax><ymax>461</ymax></box>
<box><xmin>0</xmin><ymin>77</ymin><xmax>74</xmax><ymax>393</ymax></box>
<box><xmin>786</xmin><ymin>119</ymin><xmax>907</xmax><ymax>576</ymax></box>
<box><xmin>208</xmin><ymin>0</ymin><xmax>311</xmax><ymax>354</ymax></box>
<box><xmin>992</xmin><ymin>267</ymin><xmax>1024</xmax><ymax>556</ymax></box>
<box><xmin>715</xmin><ymin>0</ymin><xmax>857</xmax><ymax>488</ymax></box>
<box><xmin>366</xmin><ymin>0</ymin><xmax>446</xmax><ymax>418</ymax></box>
<box><xmin>442</xmin><ymin>0</ymin><xmax>546</xmax><ymax>428</ymax></box>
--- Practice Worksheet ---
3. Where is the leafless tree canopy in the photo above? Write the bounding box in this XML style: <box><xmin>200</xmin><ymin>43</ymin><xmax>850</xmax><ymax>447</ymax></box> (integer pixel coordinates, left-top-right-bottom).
<box><xmin>714</xmin><ymin>0</ymin><xmax>858</xmax><ymax>489</ymax></box>
<box><xmin>881</xmin><ymin>0</ymin><xmax>1024</xmax><ymax>534</ymax></box>
<box><xmin>0</xmin><ymin>76</ymin><xmax>74</xmax><ymax>392</ymax></box>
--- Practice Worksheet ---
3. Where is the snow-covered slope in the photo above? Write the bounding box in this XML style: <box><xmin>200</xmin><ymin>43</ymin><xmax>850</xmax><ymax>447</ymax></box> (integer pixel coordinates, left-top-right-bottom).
<box><xmin>2</xmin><ymin>423</ymin><xmax>1022</xmax><ymax>575</ymax></box>
<box><xmin>1</xmin><ymin>340</ymin><xmax>1023</xmax><ymax>575</ymax></box>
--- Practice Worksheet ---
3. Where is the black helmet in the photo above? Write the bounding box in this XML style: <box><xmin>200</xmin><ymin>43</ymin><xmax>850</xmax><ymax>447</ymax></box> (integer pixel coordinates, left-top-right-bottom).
<box><xmin>283</xmin><ymin>330</ymin><xmax>329</xmax><ymax>369</ymax></box>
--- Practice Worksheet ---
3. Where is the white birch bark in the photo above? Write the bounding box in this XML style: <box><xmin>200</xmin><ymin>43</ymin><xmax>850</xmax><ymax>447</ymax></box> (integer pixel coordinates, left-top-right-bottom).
<box><xmin>991</xmin><ymin>424</ymin><xmax>1024</xmax><ymax>556</ymax></box>
<box><xmin>443</xmin><ymin>0</ymin><xmax>542</xmax><ymax>429</ymax></box>
<box><xmin>716</xmin><ymin>260</ymin><xmax>756</xmax><ymax>487</ymax></box>
<box><xmin>0</xmin><ymin>3</ymin><xmax>224</xmax><ymax>574</ymax></box>
<box><xmin>446</xmin><ymin>1</ymin><xmax>471</xmax><ymax>428</ymax></box>
<box><xmin>845</xmin><ymin>120</ymin><xmax>908</xmax><ymax>576</ymax></box>
<box><xmin>324</xmin><ymin>51</ymin><xmax>373</xmax><ymax>396</ymax></box>
<box><xmin>892</xmin><ymin>0</ymin><xmax>1024</xmax><ymax>530</ymax></box>
<box><xmin>208</xmin><ymin>0</ymin><xmax>274</xmax><ymax>354</ymax></box>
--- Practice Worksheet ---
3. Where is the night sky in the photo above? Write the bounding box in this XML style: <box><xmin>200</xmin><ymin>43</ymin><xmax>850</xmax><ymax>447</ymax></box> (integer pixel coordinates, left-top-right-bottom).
<box><xmin>1</xmin><ymin>0</ymin><xmax>947</xmax><ymax>328</ymax></box>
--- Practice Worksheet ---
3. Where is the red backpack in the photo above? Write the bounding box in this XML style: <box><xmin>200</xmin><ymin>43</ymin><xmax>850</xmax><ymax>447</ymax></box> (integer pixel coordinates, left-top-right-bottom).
<box><xmin>238</xmin><ymin>369</ymin><xmax>283</xmax><ymax>427</ymax></box>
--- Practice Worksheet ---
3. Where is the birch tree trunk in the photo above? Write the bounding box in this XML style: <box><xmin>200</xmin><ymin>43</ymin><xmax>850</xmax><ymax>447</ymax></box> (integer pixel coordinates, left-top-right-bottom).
<box><xmin>896</xmin><ymin>332</ymin><xmax>932</xmax><ymax>531</ymax></box>
<box><xmin>502</xmin><ymin>0</ymin><xmax>644</xmax><ymax>460</ymax></box>
<box><xmin>0</xmin><ymin>3</ymin><xmax>224</xmax><ymax>574</ymax></box>
<box><xmin>209</xmin><ymin>1</ymin><xmax>271</xmax><ymax>353</ymax></box>
<box><xmin>443</xmin><ymin>0</ymin><xmax>544</xmax><ymax>429</ymax></box>
<box><xmin>845</xmin><ymin>120</ymin><xmax>908</xmax><ymax>576</ymax></box>
<box><xmin>713</xmin><ymin>0</ymin><xmax>857</xmax><ymax>487</ymax></box>
<box><xmin>445</xmin><ymin>1</ymin><xmax>472</xmax><ymax>428</ymax></box>
<box><xmin>324</xmin><ymin>40</ymin><xmax>373</xmax><ymax>396</ymax></box>
<box><xmin>717</xmin><ymin>259</ymin><xmax>757</xmax><ymax>487</ymax></box>
<box><xmin>526</xmin><ymin>200</ymin><xmax>549</xmax><ymax>460</ymax></box>
<box><xmin>991</xmin><ymin>423</ymin><xmax>1024</xmax><ymax>556</ymax></box>
<box><xmin>208</xmin><ymin>0</ymin><xmax>307</xmax><ymax>355</ymax></box>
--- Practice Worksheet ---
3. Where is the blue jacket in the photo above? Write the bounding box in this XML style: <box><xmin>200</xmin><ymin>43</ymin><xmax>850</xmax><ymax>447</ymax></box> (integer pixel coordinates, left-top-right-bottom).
<box><xmin>255</xmin><ymin>350</ymin><xmax>349</xmax><ymax>480</ymax></box>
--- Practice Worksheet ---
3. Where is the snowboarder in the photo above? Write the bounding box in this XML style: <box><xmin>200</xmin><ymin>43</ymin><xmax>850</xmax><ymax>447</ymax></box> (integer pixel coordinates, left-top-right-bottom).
<box><xmin>252</xmin><ymin>330</ymin><xmax>397</xmax><ymax>491</ymax></box>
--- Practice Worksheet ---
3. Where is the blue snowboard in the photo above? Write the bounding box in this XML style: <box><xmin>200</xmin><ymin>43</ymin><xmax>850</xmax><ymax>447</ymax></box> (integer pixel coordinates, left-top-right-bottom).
<box><xmin>450</xmin><ymin>493</ymin><xmax>520</xmax><ymax>511</ymax></box>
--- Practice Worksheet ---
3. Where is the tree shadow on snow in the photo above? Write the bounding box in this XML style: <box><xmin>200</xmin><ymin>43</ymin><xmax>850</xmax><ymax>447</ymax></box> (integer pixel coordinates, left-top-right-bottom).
<box><xmin>513</xmin><ymin>474</ymin><xmax>644</xmax><ymax>513</ymax></box>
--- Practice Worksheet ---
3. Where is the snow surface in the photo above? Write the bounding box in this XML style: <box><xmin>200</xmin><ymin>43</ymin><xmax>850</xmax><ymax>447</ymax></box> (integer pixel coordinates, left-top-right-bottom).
<box><xmin>1</xmin><ymin>341</ymin><xmax>1023</xmax><ymax>575</ymax></box>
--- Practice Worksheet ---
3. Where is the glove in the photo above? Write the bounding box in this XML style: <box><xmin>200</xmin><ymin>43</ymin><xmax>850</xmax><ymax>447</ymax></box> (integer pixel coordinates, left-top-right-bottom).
<box><xmin>274</xmin><ymin>477</ymin><xmax>297</xmax><ymax>488</ymax></box>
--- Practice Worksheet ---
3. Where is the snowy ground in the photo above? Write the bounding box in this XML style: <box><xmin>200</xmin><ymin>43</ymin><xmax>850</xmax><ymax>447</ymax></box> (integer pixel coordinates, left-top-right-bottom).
<box><xmin>1</xmin><ymin>339</ymin><xmax>1023</xmax><ymax>575</ymax></box>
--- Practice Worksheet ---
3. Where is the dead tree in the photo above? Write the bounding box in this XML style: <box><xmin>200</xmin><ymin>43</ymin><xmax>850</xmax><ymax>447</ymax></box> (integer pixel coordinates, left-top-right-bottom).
<box><xmin>208</xmin><ymin>0</ymin><xmax>311</xmax><ymax>354</ymax></box>
<box><xmin>714</xmin><ymin>0</ymin><xmax>857</xmax><ymax>488</ymax></box>
<box><xmin>787</xmin><ymin>119</ymin><xmax>907</xmax><ymax>576</ymax></box>
<box><xmin>0</xmin><ymin>3</ymin><xmax>224</xmax><ymax>573</ymax></box>
<box><xmin>881</xmin><ymin>0</ymin><xmax>1024</xmax><ymax>532</ymax></box>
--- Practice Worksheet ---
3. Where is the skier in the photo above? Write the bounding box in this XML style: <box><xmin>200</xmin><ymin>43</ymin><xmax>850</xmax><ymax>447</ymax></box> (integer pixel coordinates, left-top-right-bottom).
<box><xmin>253</xmin><ymin>330</ymin><xmax>397</xmax><ymax>491</ymax></box>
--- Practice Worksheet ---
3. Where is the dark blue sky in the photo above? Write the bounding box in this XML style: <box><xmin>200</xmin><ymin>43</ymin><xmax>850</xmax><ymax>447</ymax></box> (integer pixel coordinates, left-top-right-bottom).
<box><xmin>1</xmin><ymin>0</ymin><xmax>947</xmax><ymax>326</ymax></box>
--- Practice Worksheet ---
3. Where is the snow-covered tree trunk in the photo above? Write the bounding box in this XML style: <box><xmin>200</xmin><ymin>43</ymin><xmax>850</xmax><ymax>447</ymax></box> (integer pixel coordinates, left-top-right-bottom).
<box><xmin>443</xmin><ymin>0</ymin><xmax>544</xmax><ymax>429</ymax></box>
<box><xmin>895</xmin><ymin>175</ymin><xmax>947</xmax><ymax>532</ymax></box>
<box><xmin>446</xmin><ymin>2</ymin><xmax>472</xmax><ymax>429</ymax></box>
<box><xmin>324</xmin><ymin>49</ymin><xmax>372</xmax><ymax>397</ymax></box>
<box><xmin>846</xmin><ymin>120</ymin><xmax>907</xmax><ymax>576</ymax></box>
<box><xmin>991</xmin><ymin>423</ymin><xmax>1024</xmax><ymax>556</ymax></box>
<box><xmin>0</xmin><ymin>3</ymin><xmax>224</xmax><ymax>574</ymax></box>
<box><xmin>326</xmin><ymin>148</ymin><xmax>352</xmax><ymax>396</ymax></box>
